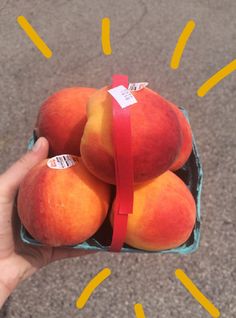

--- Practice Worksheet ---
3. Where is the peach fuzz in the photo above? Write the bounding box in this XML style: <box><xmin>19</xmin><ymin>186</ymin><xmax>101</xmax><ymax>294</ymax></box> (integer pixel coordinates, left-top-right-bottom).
<box><xmin>80</xmin><ymin>87</ymin><xmax>182</xmax><ymax>184</ymax></box>
<box><xmin>17</xmin><ymin>156</ymin><xmax>111</xmax><ymax>247</ymax></box>
<box><xmin>36</xmin><ymin>87</ymin><xmax>97</xmax><ymax>156</ymax></box>
<box><xmin>111</xmin><ymin>170</ymin><xmax>196</xmax><ymax>251</ymax></box>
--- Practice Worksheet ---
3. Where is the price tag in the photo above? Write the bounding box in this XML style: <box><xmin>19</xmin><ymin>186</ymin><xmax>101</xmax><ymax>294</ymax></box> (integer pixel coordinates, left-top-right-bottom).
<box><xmin>47</xmin><ymin>155</ymin><xmax>78</xmax><ymax>169</ymax></box>
<box><xmin>108</xmin><ymin>85</ymin><xmax>137</xmax><ymax>109</ymax></box>
<box><xmin>128</xmin><ymin>82</ymin><xmax>149</xmax><ymax>91</ymax></box>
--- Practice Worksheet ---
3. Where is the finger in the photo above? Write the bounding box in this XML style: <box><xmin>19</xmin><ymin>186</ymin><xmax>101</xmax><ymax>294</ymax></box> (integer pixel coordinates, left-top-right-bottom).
<box><xmin>0</xmin><ymin>137</ymin><xmax>49</xmax><ymax>202</ymax></box>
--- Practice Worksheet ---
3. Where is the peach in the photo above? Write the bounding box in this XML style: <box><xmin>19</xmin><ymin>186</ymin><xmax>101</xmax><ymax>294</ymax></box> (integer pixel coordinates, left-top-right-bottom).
<box><xmin>17</xmin><ymin>155</ymin><xmax>111</xmax><ymax>247</ymax></box>
<box><xmin>149</xmin><ymin>92</ymin><xmax>192</xmax><ymax>170</ymax></box>
<box><xmin>168</xmin><ymin>103</ymin><xmax>192</xmax><ymax>170</ymax></box>
<box><xmin>36</xmin><ymin>87</ymin><xmax>97</xmax><ymax>156</ymax></box>
<box><xmin>80</xmin><ymin>87</ymin><xmax>182</xmax><ymax>184</ymax></box>
<box><xmin>110</xmin><ymin>170</ymin><xmax>196</xmax><ymax>251</ymax></box>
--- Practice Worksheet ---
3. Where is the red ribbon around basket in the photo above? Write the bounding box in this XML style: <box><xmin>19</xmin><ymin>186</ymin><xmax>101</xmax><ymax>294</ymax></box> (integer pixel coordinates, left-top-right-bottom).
<box><xmin>109</xmin><ymin>74</ymin><xmax>134</xmax><ymax>252</ymax></box>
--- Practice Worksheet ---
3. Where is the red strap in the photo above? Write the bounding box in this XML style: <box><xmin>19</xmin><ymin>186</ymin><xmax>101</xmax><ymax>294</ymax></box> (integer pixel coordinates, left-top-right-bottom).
<box><xmin>109</xmin><ymin>74</ymin><xmax>134</xmax><ymax>252</ymax></box>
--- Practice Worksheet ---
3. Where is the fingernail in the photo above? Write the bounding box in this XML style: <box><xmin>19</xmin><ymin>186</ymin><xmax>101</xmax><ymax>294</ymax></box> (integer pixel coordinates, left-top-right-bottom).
<box><xmin>32</xmin><ymin>138</ymin><xmax>42</xmax><ymax>152</ymax></box>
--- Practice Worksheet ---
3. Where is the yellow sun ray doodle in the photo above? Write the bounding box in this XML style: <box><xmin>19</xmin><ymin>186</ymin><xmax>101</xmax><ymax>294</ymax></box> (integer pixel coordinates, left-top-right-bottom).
<box><xmin>197</xmin><ymin>59</ymin><xmax>236</xmax><ymax>97</ymax></box>
<box><xmin>101</xmin><ymin>17</ymin><xmax>112</xmax><ymax>55</ymax></box>
<box><xmin>76</xmin><ymin>267</ymin><xmax>111</xmax><ymax>309</ymax></box>
<box><xmin>175</xmin><ymin>269</ymin><xmax>220</xmax><ymax>317</ymax></box>
<box><xmin>134</xmin><ymin>303</ymin><xmax>147</xmax><ymax>318</ymax></box>
<box><xmin>17</xmin><ymin>16</ymin><xmax>52</xmax><ymax>59</ymax></box>
<box><xmin>170</xmin><ymin>20</ymin><xmax>196</xmax><ymax>69</ymax></box>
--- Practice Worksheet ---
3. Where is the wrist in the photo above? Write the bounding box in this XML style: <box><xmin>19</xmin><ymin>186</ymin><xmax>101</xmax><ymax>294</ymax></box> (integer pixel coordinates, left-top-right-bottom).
<box><xmin>0</xmin><ymin>256</ymin><xmax>36</xmax><ymax>309</ymax></box>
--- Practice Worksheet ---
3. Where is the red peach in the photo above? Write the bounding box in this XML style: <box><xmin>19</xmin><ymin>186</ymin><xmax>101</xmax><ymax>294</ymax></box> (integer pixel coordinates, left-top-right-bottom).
<box><xmin>110</xmin><ymin>170</ymin><xmax>196</xmax><ymax>251</ymax></box>
<box><xmin>36</xmin><ymin>87</ymin><xmax>97</xmax><ymax>156</ymax></box>
<box><xmin>17</xmin><ymin>155</ymin><xmax>111</xmax><ymax>247</ymax></box>
<box><xmin>167</xmin><ymin>102</ymin><xmax>192</xmax><ymax>170</ymax></box>
<box><xmin>80</xmin><ymin>87</ymin><xmax>182</xmax><ymax>184</ymax></box>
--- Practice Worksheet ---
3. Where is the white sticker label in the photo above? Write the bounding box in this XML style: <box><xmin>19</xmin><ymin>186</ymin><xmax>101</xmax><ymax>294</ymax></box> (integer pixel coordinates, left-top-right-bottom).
<box><xmin>47</xmin><ymin>155</ymin><xmax>78</xmax><ymax>169</ymax></box>
<box><xmin>128</xmin><ymin>82</ymin><xmax>149</xmax><ymax>91</ymax></box>
<box><xmin>108</xmin><ymin>85</ymin><xmax>138</xmax><ymax>109</ymax></box>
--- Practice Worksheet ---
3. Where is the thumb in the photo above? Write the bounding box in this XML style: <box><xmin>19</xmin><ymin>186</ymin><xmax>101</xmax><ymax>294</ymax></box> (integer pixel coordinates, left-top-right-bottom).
<box><xmin>0</xmin><ymin>137</ymin><xmax>49</xmax><ymax>202</ymax></box>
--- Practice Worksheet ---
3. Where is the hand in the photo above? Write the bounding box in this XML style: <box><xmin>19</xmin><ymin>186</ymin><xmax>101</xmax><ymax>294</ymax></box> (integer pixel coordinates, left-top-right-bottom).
<box><xmin>0</xmin><ymin>137</ymin><xmax>92</xmax><ymax>308</ymax></box>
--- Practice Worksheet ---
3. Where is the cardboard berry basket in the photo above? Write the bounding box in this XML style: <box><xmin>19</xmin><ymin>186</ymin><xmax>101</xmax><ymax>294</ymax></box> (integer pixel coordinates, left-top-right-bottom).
<box><xmin>20</xmin><ymin>106</ymin><xmax>203</xmax><ymax>254</ymax></box>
